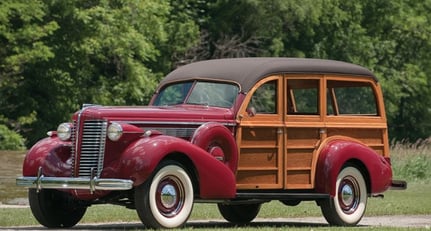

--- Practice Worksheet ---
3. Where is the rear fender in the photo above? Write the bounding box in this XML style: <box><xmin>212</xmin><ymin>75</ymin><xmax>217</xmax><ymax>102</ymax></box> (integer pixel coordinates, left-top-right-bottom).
<box><xmin>315</xmin><ymin>136</ymin><xmax>392</xmax><ymax>196</ymax></box>
<box><xmin>120</xmin><ymin>135</ymin><xmax>236</xmax><ymax>199</ymax></box>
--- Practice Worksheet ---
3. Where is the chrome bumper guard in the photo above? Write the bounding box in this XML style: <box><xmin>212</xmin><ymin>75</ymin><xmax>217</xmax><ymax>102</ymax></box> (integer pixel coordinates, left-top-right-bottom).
<box><xmin>16</xmin><ymin>168</ymin><xmax>133</xmax><ymax>193</ymax></box>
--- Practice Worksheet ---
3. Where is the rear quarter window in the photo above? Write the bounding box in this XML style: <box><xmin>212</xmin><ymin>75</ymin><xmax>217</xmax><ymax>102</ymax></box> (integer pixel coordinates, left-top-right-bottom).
<box><xmin>327</xmin><ymin>80</ymin><xmax>378</xmax><ymax>116</ymax></box>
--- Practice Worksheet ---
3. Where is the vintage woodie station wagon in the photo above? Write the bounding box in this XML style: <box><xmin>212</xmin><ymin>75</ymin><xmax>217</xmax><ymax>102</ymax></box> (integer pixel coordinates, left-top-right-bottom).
<box><xmin>17</xmin><ymin>58</ymin><xmax>406</xmax><ymax>228</ymax></box>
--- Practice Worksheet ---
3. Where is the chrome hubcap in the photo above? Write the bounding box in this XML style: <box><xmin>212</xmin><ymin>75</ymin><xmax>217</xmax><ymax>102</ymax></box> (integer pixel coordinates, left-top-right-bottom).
<box><xmin>156</xmin><ymin>176</ymin><xmax>184</xmax><ymax>217</ymax></box>
<box><xmin>341</xmin><ymin>184</ymin><xmax>354</xmax><ymax>206</ymax></box>
<box><xmin>160</xmin><ymin>184</ymin><xmax>177</xmax><ymax>208</ymax></box>
<box><xmin>338</xmin><ymin>176</ymin><xmax>360</xmax><ymax>214</ymax></box>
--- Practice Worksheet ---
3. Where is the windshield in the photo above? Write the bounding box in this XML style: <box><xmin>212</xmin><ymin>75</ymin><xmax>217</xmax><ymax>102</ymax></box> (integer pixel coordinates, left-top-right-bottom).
<box><xmin>153</xmin><ymin>81</ymin><xmax>239</xmax><ymax>108</ymax></box>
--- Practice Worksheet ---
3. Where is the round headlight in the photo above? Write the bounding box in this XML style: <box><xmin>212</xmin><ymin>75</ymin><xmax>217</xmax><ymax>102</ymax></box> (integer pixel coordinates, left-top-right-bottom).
<box><xmin>107</xmin><ymin>122</ymin><xmax>123</xmax><ymax>141</ymax></box>
<box><xmin>57</xmin><ymin>123</ymin><xmax>72</xmax><ymax>141</ymax></box>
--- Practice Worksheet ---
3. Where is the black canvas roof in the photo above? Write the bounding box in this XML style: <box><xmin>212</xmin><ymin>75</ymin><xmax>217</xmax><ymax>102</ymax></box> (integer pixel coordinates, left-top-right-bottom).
<box><xmin>160</xmin><ymin>58</ymin><xmax>376</xmax><ymax>92</ymax></box>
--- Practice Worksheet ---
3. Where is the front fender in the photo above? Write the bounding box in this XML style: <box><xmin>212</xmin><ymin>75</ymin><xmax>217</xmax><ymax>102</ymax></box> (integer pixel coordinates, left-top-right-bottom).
<box><xmin>120</xmin><ymin>135</ymin><xmax>236</xmax><ymax>199</ymax></box>
<box><xmin>315</xmin><ymin>137</ymin><xmax>392</xmax><ymax>196</ymax></box>
<box><xmin>22</xmin><ymin>136</ymin><xmax>72</xmax><ymax>177</ymax></box>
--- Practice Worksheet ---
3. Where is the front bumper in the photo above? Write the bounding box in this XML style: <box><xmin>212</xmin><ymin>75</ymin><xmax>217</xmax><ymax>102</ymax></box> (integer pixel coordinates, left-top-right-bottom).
<box><xmin>16</xmin><ymin>168</ymin><xmax>133</xmax><ymax>192</ymax></box>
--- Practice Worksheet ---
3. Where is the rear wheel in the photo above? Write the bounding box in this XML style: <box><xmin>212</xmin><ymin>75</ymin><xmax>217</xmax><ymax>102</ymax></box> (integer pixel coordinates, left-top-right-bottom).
<box><xmin>320</xmin><ymin>165</ymin><xmax>367</xmax><ymax>226</ymax></box>
<box><xmin>29</xmin><ymin>189</ymin><xmax>87</xmax><ymax>228</ymax></box>
<box><xmin>217</xmin><ymin>203</ymin><xmax>261</xmax><ymax>224</ymax></box>
<box><xmin>135</xmin><ymin>161</ymin><xmax>194</xmax><ymax>229</ymax></box>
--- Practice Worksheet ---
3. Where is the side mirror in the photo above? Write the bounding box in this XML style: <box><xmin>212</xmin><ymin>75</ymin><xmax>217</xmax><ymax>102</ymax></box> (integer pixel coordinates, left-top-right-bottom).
<box><xmin>246</xmin><ymin>107</ymin><xmax>256</xmax><ymax>117</ymax></box>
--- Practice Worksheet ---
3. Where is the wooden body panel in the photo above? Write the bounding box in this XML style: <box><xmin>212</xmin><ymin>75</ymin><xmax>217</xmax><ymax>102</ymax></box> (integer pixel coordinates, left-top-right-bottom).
<box><xmin>284</xmin><ymin>126</ymin><xmax>321</xmax><ymax>189</ymax></box>
<box><xmin>236</xmin><ymin>74</ymin><xmax>389</xmax><ymax>190</ymax></box>
<box><xmin>236</xmin><ymin>76</ymin><xmax>284</xmax><ymax>189</ymax></box>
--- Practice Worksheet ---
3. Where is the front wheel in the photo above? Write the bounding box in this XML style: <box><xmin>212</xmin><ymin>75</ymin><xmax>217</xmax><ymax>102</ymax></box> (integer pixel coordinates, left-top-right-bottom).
<box><xmin>320</xmin><ymin>165</ymin><xmax>367</xmax><ymax>226</ymax></box>
<box><xmin>29</xmin><ymin>189</ymin><xmax>87</xmax><ymax>228</ymax></box>
<box><xmin>135</xmin><ymin>161</ymin><xmax>194</xmax><ymax>229</ymax></box>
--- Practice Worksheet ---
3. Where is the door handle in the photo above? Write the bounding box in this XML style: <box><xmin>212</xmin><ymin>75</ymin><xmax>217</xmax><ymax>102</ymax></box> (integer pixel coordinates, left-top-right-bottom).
<box><xmin>277</xmin><ymin>128</ymin><xmax>284</xmax><ymax>134</ymax></box>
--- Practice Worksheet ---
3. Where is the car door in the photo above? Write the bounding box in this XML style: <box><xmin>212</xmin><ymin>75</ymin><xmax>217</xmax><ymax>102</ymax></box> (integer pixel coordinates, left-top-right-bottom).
<box><xmin>284</xmin><ymin>75</ymin><xmax>325</xmax><ymax>189</ymax></box>
<box><xmin>236</xmin><ymin>75</ymin><xmax>284</xmax><ymax>189</ymax></box>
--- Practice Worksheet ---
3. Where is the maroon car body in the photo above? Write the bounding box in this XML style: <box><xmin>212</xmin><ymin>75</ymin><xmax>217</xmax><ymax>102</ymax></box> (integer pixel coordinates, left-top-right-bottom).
<box><xmin>17</xmin><ymin>58</ymin><xmax>406</xmax><ymax>228</ymax></box>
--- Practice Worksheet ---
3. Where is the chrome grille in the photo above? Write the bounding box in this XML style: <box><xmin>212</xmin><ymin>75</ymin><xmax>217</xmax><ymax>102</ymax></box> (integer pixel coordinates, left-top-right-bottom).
<box><xmin>78</xmin><ymin>120</ymin><xmax>107</xmax><ymax>178</ymax></box>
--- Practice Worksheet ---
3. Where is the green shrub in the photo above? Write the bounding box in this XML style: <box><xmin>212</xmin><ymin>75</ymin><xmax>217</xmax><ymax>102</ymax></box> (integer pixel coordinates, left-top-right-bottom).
<box><xmin>390</xmin><ymin>139</ymin><xmax>431</xmax><ymax>181</ymax></box>
<box><xmin>400</xmin><ymin>155</ymin><xmax>431</xmax><ymax>180</ymax></box>
<box><xmin>0</xmin><ymin>124</ymin><xmax>26</xmax><ymax>150</ymax></box>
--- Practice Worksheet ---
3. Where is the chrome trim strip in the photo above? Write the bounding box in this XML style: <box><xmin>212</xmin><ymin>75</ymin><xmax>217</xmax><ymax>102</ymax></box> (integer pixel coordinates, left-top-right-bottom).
<box><xmin>112</xmin><ymin>120</ymin><xmax>237</xmax><ymax>127</ymax></box>
<box><xmin>144</xmin><ymin>127</ymin><xmax>196</xmax><ymax>137</ymax></box>
<box><xmin>16</xmin><ymin>176</ymin><xmax>133</xmax><ymax>191</ymax></box>
<box><xmin>73</xmin><ymin>106</ymin><xmax>86</xmax><ymax>177</ymax></box>
<box><xmin>71</xmin><ymin>121</ymin><xmax>77</xmax><ymax>177</ymax></box>
<box><xmin>97</xmin><ymin>123</ymin><xmax>107</xmax><ymax>176</ymax></box>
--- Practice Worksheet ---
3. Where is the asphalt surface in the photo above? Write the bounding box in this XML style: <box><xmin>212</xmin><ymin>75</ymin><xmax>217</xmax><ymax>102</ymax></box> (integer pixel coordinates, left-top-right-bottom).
<box><xmin>1</xmin><ymin>214</ymin><xmax>430</xmax><ymax>230</ymax></box>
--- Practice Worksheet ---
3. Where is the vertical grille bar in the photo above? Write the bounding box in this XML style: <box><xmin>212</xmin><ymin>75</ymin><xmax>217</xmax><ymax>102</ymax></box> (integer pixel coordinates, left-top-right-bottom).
<box><xmin>77</xmin><ymin>120</ymin><xmax>107</xmax><ymax>178</ymax></box>
<box><xmin>70</xmin><ymin>121</ymin><xmax>77</xmax><ymax>176</ymax></box>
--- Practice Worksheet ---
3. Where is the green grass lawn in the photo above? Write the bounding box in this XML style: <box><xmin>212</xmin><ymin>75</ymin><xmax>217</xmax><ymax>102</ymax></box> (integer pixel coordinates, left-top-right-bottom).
<box><xmin>1</xmin><ymin>143</ymin><xmax>430</xmax><ymax>230</ymax></box>
<box><xmin>1</xmin><ymin>182</ymin><xmax>429</xmax><ymax>228</ymax></box>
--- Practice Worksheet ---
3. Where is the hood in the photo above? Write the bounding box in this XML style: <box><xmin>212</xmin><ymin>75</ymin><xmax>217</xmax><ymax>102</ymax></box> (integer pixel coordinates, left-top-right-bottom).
<box><xmin>72</xmin><ymin>104</ymin><xmax>236</xmax><ymax>124</ymax></box>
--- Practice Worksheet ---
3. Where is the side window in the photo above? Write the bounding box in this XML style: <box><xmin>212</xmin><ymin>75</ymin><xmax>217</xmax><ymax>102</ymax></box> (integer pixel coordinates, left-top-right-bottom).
<box><xmin>327</xmin><ymin>80</ymin><xmax>377</xmax><ymax>115</ymax></box>
<box><xmin>249</xmin><ymin>80</ymin><xmax>277</xmax><ymax>114</ymax></box>
<box><xmin>287</xmin><ymin>79</ymin><xmax>319</xmax><ymax>114</ymax></box>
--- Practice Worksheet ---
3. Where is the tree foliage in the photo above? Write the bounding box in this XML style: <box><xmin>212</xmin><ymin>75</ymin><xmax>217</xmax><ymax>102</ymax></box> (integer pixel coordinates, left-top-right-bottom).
<box><xmin>0</xmin><ymin>0</ymin><xmax>430</xmax><ymax>149</ymax></box>
<box><xmin>0</xmin><ymin>0</ymin><xmax>198</xmax><ymax>147</ymax></box>
<box><xmin>186</xmin><ymin>0</ymin><xmax>431</xmax><ymax>141</ymax></box>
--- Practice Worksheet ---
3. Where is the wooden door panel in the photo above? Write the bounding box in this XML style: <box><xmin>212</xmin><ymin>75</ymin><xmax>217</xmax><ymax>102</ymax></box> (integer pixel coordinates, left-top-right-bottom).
<box><xmin>236</xmin><ymin>77</ymin><xmax>283</xmax><ymax>189</ymax></box>
<box><xmin>240</xmin><ymin>127</ymin><xmax>278</xmax><ymax>146</ymax></box>
<box><xmin>285</xmin><ymin>126</ymin><xmax>321</xmax><ymax>189</ymax></box>
<box><xmin>236</xmin><ymin>170</ymin><xmax>280</xmax><ymax>187</ymax></box>
<box><xmin>239</xmin><ymin>147</ymin><xmax>278</xmax><ymax>169</ymax></box>
<box><xmin>237</xmin><ymin>127</ymin><xmax>283</xmax><ymax>189</ymax></box>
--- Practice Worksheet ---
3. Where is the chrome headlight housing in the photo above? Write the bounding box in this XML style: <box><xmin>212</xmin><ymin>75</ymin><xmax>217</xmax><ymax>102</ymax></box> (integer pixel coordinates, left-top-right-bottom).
<box><xmin>57</xmin><ymin>123</ymin><xmax>72</xmax><ymax>141</ymax></box>
<box><xmin>107</xmin><ymin>122</ymin><xmax>123</xmax><ymax>141</ymax></box>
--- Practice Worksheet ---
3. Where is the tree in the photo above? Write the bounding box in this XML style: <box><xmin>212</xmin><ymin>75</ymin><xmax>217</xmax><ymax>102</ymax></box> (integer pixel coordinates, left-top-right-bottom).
<box><xmin>154</xmin><ymin>0</ymin><xmax>200</xmax><ymax>69</ymax></box>
<box><xmin>360</xmin><ymin>0</ymin><xmax>431</xmax><ymax>141</ymax></box>
<box><xmin>0</xmin><ymin>0</ymin><xmax>58</xmax><ymax>149</ymax></box>
<box><xmin>184</xmin><ymin>0</ymin><xmax>431</xmax><ymax>141</ymax></box>
<box><xmin>1</xmin><ymin>0</ymin><xmax>200</xmax><ymax>146</ymax></box>
<box><xmin>1</xmin><ymin>0</ymin><xmax>431</xmax><ymax>147</ymax></box>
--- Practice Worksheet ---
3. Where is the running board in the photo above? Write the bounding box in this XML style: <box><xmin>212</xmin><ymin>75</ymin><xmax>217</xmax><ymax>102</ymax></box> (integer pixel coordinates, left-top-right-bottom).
<box><xmin>195</xmin><ymin>192</ymin><xmax>330</xmax><ymax>205</ymax></box>
<box><xmin>235</xmin><ymin>192</ymin><xmax>330</xmax><ymax>201</ymax></box>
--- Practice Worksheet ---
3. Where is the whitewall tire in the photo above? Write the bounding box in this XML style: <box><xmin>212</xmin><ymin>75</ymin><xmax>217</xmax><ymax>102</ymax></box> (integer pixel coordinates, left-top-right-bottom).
<box><xmin>135</xmin><ymin>161</ymin><xmax>194</xmax><ymax>229</ymax></box>
<box><xmin>320</xmin><ymin>165</ymin><xmax>367</xmax><ymax>226</ymax></box>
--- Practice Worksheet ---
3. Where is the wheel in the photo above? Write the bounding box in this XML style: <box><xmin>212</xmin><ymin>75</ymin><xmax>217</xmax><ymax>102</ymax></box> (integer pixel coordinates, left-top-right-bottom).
<box><xmin>320</xmin><ymin>165</ymin><xmax>367</xmax><ymax>226</ymax></box>
<box><xmin>28</xmin><ymin>189</ymin><xmax>87</xmax><ymax>228</ymax></box>
<box><xmin>135</xmin><ymin>161</ymin><xmax>194</xmax><ymax>229</ymax></box>
<box><xmin>280</xmin><ymin>199</ymin><xmax>301</xmax><ymax>206</ymax></box>
<box><xmin>217</xmin><ymin>203</ymin><xmax>261</xmax><ymax>224</ymax></box>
